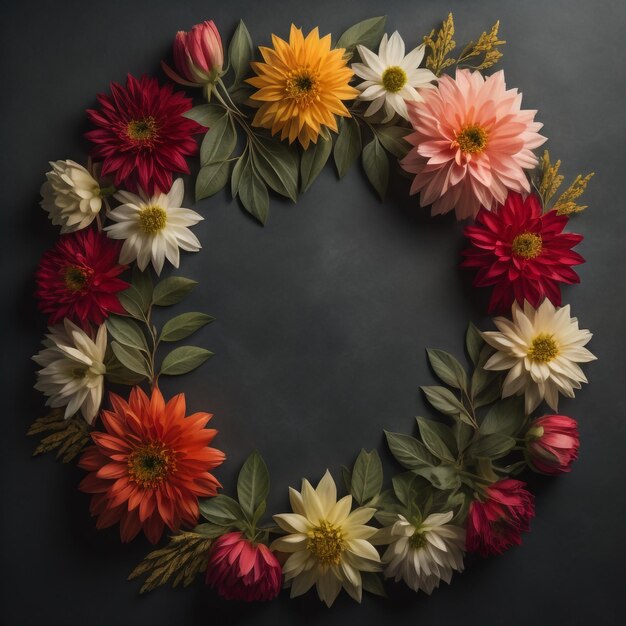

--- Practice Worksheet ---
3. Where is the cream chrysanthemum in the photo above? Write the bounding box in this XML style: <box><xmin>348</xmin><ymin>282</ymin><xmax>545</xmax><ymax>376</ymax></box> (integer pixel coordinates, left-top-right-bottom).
<box><xmin>105</xmin><ymin>178</ymin><xmax>202</xmax><ymax>275</ymax></box>
<box><xmin>482</xmin><ymin>300</ymin><xmax>596</xmax><ymax>413</ymax></box>
<box><xmin>377</xmin><ymin>512</ymin><xmax>464</xmax><ymax>594</ymax></box>
<box><xmin>271</xmin><ymin>470</ymin><xmax>381</xmax><ymax>607</ymax></box>
<box><xmin>40</xmin><ymin>160</ymin><xmax>103</xmax><ymax>233</ymax></box>
<box><xmin>352</xmin><ymin>31</ymin><xmax>437</xmax><ymax>122</ymax></box>
<box><xmin>247</xmin><ymin>25</ymin><xmax>358</xmax><ymax>149</ymax></box>
<box><xmin>33</xmin><ymin>319</ymin><xmax>107</xmax><ymax>424</ymax></box>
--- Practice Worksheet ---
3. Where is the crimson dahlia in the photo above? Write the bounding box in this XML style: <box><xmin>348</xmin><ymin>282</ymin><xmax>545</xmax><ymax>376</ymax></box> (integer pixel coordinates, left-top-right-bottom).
<box><xmin>461</xmin><ymin>193</ymin><xmax>584</xmax><ymax>313</ymax></box>
<box><xmin>466</xmin><ymin>479</ymin><xmax>535</xmax><ymax>557</ymax></box>
<box><xmin>85</xmin><ymin>74</ymin><xmax>202</xmax><ymax>195</ymax></box>
<box><xmin>206</xmin><ymin>532</ymin><xmax>282</xmax><ymax>601</ymax></box>
<box><xmin>35</xmin><ymin>229</ymin><xmax>128</xmax><ymax>326</ymax></box>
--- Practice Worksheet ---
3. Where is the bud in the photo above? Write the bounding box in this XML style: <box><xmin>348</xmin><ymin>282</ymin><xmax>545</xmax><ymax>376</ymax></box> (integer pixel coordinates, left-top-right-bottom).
<box><xmin>525</xmin><ymin>414</ymin><xmax>579</xmax><ymax>475</ymax></box>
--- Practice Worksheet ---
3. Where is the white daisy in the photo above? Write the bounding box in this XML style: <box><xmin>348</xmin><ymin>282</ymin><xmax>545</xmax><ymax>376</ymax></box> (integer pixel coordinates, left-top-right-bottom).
<box><xmin>352</xmin><ymin>31</ymin><xmax>437</xmax><ymax>122</ymax></box>
<box><xmin>482</xmin><ymin>300</ymin><xmax>596</xmax><ymax>414</ymax></box>
<box><xmin>33</xmin><ymin>319</ymin><xmax>107</xmax><ymax>424</ymax></box>
<box><xmin>271</xmin><ymin>470</ymin><xmax>381</xmax><ymax>607</ymax></box>
<box><xmin>377</xmin><ymin>512</ymin><xmax>465</xmax><ymax>594</ymax></box>
<box><xmin>40</xmin><ymin>160</ymin><xmax>103</xmax><ymax>233</ymax></box>
<box><xmin>105</xmin><ymin>178</ymin><xmax>202</xmax><ymax>275</ymax></box>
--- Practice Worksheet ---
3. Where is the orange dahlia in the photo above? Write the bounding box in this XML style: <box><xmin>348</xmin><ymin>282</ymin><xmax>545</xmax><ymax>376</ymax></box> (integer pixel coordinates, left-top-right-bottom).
<box><xmin>79</xmin><ymin>387</ymin><xmax>224</xmax><ymax>544</ymax></box>
<box><xmin>247</xmin><ymin>25</ymin><xmax>358</xmax><ymax>148</ymax></box>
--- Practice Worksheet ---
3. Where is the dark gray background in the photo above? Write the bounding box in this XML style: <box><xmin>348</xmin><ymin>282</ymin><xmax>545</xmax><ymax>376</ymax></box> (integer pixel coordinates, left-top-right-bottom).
<box><xmin>1</xmin><ymin>1</ymin><xmax>625</xmax><ymax>624</ymax></box>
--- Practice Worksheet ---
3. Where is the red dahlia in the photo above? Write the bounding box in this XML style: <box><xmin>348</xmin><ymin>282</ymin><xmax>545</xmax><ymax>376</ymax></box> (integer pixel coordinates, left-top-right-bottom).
<box><xmin>85</xmin><ymin>74</ymin><xmax>202</xmax><ymax>195</ymax></box>
<box><xmin>466</xmin><ymin>479</ymin><xmax>535</xmax><ymax>557</ymax></box>
<box><xmin>79</xmin><ymin>387</ymin><xmax>225</xmax><ymax>544</ymax></box>
<box><xmin>35</xmin><ymin>229</ymin><xmax>128</xmax><ymax>326</ymax></box>
<box><xmin>461</xmin><ymin>193</ymin><xmax>584</xmax><ymax>313</ymax></box>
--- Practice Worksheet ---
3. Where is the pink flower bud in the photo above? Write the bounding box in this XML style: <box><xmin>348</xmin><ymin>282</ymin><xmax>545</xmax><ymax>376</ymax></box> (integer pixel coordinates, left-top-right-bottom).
<box><xmin>162</xmin><ymin>21</ymin><xmax>223</xmax><ymax>89</ymax></box>
<box><xmin>525</xmin><ymin>414</ymin><xmax>580</xmax><ymax>475</ymax></box>
<box><xmin>205</xmin><ymin>532</ymin><xmax>282</xmax><ymax>602</ymax></box>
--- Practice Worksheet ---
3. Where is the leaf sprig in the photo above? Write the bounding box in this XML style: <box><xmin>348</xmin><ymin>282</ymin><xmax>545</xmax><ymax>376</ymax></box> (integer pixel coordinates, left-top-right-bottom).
<box><xmin>27</xmin><ymin>410</ymin><xmax>92</xmax><ymax>462</ymax></box>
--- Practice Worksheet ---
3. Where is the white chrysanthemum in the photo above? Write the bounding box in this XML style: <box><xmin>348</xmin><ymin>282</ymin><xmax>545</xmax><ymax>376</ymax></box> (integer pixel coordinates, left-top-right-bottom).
<box><xmin>271</xmin><ymin>470</ymin><xmax>381</xmax><ymax>607</ymax></box>
<box><xmin>40</xmin><ymin>160</ymin><xmax>103</xmax><ymax>233</ymax></box>
<box><xmin>33</xmin><ymin>319</ymin><xmax>107</xmax><ymax>424</ymax></box>
<box><xmin>377</xmin><ymin>512</ymin><xmax>465</xmax><ymax>594</ymax></box>
<box><xmin>352</xmin><ymin>31</ymin><xmax>437</xmax><ymax>122</ymax></box>
<box><xmin>105</xmin><ymin>178</ymin><xmax>202</xmax><ymax>275</ymax></box>
<box><xmin>482</xmin><ymin>300</ymin><xmax>596</xmax><ymax>414</ymax></box>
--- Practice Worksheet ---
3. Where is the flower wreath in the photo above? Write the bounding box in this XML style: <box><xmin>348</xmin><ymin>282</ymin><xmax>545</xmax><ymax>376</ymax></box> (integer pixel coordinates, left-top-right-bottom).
<box><xmin>30</xmin><ymin>14</ymin><xmax>596</xmax><ymax>606</ymax></box>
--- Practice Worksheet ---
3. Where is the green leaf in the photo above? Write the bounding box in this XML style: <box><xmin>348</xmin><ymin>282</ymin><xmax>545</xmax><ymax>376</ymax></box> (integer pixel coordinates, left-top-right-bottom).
<box><xmin>467</xmin><ymin>433</ymin><xmax>516</xmax><ymax>460</ymax></box>
<box><xmin>362</xmin><ymin>572</ymin><xmax>387</xmax><ymax>598</ymax></box>
<box><xmin>384</xmin><ymin>431</ymin><xmax>437</xmax><ymax>469</ymax></box>
<box><xmin>196</xmin><ymin>161</ymin><xmax>231</xmax><ymax>201</ymax></box>
<box><xmin>132</xmin><ymin>266</ymin><xmax>153</xmax><ymax>307</ymax></box>
<box><xmin>104</xmin><ymin>356</ymin><xmax>146</xmax><ymax>386</ymax></box>
<box><xmin>160</xmin><ymin>312</ymin><xmax>215</xmax><ymax>343</ymax></box>
<box><xmin>106</xmin><ymin>316</ymin><xmax>149</xmax><ymax>353</ymax></box>
<box><xmin>413</xmin><ymin>465</ymin><xmax>461</xmax><ymax>491</ymax></box>
<box><xmin>300</xmin><ymin>134</ymin><xmax>332</xmax><ymax>192</ymax></box>
<box><xmin>160</xmin><ymin>346</ymin><xmax>213</xmax><ymax>376</ymax></box>
<box><xmin>237</xmin><ymin>451</ymin><xmax>270</xmax><ymax>520</ymax></box>
<box><xmin>252</xmin><ymin>137</ymin><xmax>299</xmax><ymax>202</ymax></box>
<box><xmin>118</xmin><ymin>285</ymin><xmax>147</xmax><ymax>319</ymax></box>
<box><xmin>152</xmin><ymin>277</ymin><xmax>197</xmax><ymax>307</ymax></box>
<box><xmin>183</xmin><ymin>103</ymin><xmax>226</xmax><ymax>127</ymax></box>
<box><xmin>335</xmin><ymin>16</ymin><xmax>387</xmax><ymax>55</ymax></box>
<box><xmin>333</xmin><ymin>117</ymin><xmax>361</xmax><ymax>178</ymax></box>
<box><xmin>421</xmin><ymin>386</ymin><xmax>474</xmax><ymax>425</ymax></box>
<box><xmin>362</xmin><ymin>137</ymin><xmax>389</xmax><ymax>200</ymax></box>
<box><xmin>193</xmin><ymin>523</ymin><xmax>230</xmax><ymax>538</ymax></box>
<box><xmin>351</xmin><ymin>449</ymin><xmax>383</xmax><ymax>505</ymax></box>
<box><xmin>392</xmin><ymin>472</ymin><xmax>420</xmax><ymax>507</ymax></box>
<box><xmin>479</xmin><ymin>396</ymin><xmax>526</xmax><ymax>437</ymax></box>
<box><xmin>110</xmin><ymin>341</ymin><xmax>150</xmax><ymax>377</ymax></box>
<box><xmin>229</xmin><ymin>83</ymin><xmax>254</xmax><ymax>104</ymax></box>
<box><xmin>471</xmin><ymin>344</ymin><xmax>501</xmax><ymax>407</ymax></box>
<box><xmin>466</xmin><ymin>322</ymin><xmax>484</xmax><ymax>366</ymax></box>
<box><xmin>237</xmin><ymin>154</ymin><xmax>270</xmax><ymax>224</ymax></box>
<box><xmin>374</xmin><ymin>125</ymin><xmax>410</xmax><ymax>158</ymax></box>
<box><xmin>341</xmin><ymin>465</ymin><xmax>353</xmax><ymax>494</ymax></box>
<box><xmin>228</xmin><ymin>20</ymin><xmax>253</xmax><ymax>86</ymax></box>
<box><xmin>199</xmin><ymin>495</ymin><xmax>244</xmax><ymax>526</ymax></box>
<box><xmin>200</xmin><ymin>113</ymin><xmax>237</xmax><ymax>165</ymax></box>
<box><xmin>416</xmin><ymin>416</ymin><xmax>457</xmax><ymax>462</ymax></box>
<box><xmin>426</xmin><ymin>349</ymin><xmax>468</xmax><ymax>391</ymax></box>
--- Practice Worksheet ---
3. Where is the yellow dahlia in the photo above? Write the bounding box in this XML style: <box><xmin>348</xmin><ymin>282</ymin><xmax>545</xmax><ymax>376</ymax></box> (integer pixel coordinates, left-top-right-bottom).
<box><xmin>247</xmin><ymin>25</ymin><xmax>358</xmax><ymax>148</ymax></box>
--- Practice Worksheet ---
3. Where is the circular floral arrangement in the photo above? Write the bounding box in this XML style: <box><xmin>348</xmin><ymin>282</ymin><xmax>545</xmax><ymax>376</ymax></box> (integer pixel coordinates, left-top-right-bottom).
<box><xmin>30</xmin><ymin>13</ymin><xmax>597</xmax><ymax>606</ymax></box>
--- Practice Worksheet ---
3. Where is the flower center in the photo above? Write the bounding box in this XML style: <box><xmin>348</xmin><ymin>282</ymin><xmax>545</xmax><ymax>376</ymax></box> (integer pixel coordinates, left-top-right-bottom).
<box><xmin>128</xmin><ymin>441</ymin><xmax>176</xmax><ymax>488</ymax></box>
<box><xmin>285</xmin><ymin>67</ymin><xmax>320</xmax><ymax>105</ymax></box>
<box><xmin>528</xmin><ymin>334</ymin><xmax>559</xmax><ymax>363</ymax></box>
<box><xmin>307</xmin><ymin>520</ymin><xmax>344</xmax><ymax>565</ymax></box>
<box><xmin>126</xmin><ymin>116</ymin><xmax>159</xmax><ymax>145</ymax></box>
<box><xmin>381</xmin><ymin>66</ymin><xmax>407</xmax><ymax>93</ymax></box>
<box><xmin>455</xmin><ymin>124</ymin><xmax>488</xmax><ymax>154</ymax></box>
<box><xmin>408</xmin><ymin>530</ymin><xmax>427</xmax><ymax>550</ymax></box>
<box><xmin>512</xmin><ymin>232</ymin><xmax>543</xmax><ymax>259</ymax></box>
<box><xmin>138</xmin><ymin>205</ymin><xmax>167</xmax><ymax>234</ymax></box>
<box><xmin>63</xmin><ymin>265</ymin><xmax>92</xmax><ymax>292</ymax></box>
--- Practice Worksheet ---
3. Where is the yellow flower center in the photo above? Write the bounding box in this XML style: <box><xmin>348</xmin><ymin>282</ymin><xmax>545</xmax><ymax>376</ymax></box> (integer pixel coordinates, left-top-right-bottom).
<box><xmin>285</xmin><ymin>67</ymin><xmax>320</xmax><ymax>105</ymax></box>
<box><xmin>409</xmin><ymin>529</ymin><xmax>427</xmax><ymax>550</ymax></box>
<box><xmin>307</xmin><ymin>520</ymin><xmax>344</xmax><ymax>565</ymax></box>
<box><xmin>456</xmin><ymin>124</ymin><xmax>488</xmax><ymax>154</ymax></box>
<box><xmin>63</xmin><ymin>265</ymin><xmax>92</xmax><ymax>292</ymax></box>
<box><xmin>528</xmin><ymin>334</ymin><xmax>560</xmax><ymax>363</ymax></box>
<box><xmin>381</xmin><ymin>66</ymin><xmax>407</xmax><ymax>93</ymax></box>
<box><xmin>512</xmin><ymin>232</ymin><xmax>543</xmax><ymax>259</ymax></box>
<box><xmin>138</xmin><ymin>205</ymin><xmax>167</xmax><ymax>234</ymax></box>
<box><xmin>126</xmin><ymin>116</ymin><xmax>159</xmax><ymax>144</ymax></box>
<box><xmin>128</xmin><ymin>442</ymin><xmax>176</xmax><ymax>489</ymax></box>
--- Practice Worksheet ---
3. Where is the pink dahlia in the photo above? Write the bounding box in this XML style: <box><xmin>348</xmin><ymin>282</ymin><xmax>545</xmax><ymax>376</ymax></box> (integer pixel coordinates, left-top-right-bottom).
<box><xmin>461</xmin><ymin>192</ymin><xmax>585</xmax><ymax>312</ymax></box>
<box><xmin>205</xmin><ymin>532</ymin><xmax>282</xmax><ymax>601</ymax></box>
<box><xmin>85</xmin><ymin>75</ymin><xmax>202</xmax><ymax>195</ymax></box>
<box><xmin>401</xmin><ymin>69</ymin><xmax>546</xmax><ymax>219</ymax></box>
<box><xmin>466</xmin><ymin>479</ymin><xmax>535</xmax><ymax>557</ymax></box>
<box><xmin>525</xmin><ymin>414</ymin><xmax>580</xmax><ymax>475</ymax></box>
<box><xmin>35</xmin><ymin>229</ymin><xmax>128</xmax><ymax>326</ymax></box>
